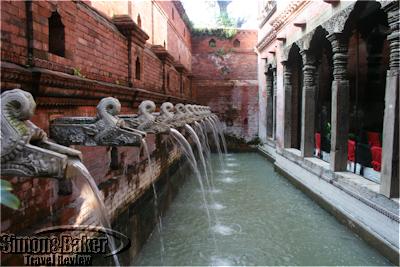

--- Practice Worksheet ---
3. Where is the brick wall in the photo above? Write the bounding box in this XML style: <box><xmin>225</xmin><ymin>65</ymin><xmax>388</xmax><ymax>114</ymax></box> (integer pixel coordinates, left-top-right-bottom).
<box><xmin>192</xmin><ymin>30</ymin><xmax>259</xmax><ymax>142</ymax></box>
<box><xmin>1</xmin><ymin>0</ymin><xmax>192</xmax><ymax>95</ymax></box>
<box><xmin>0</xmin><ymin>0</ymin><xmax>195</xmax><ymax>249</ymax></box>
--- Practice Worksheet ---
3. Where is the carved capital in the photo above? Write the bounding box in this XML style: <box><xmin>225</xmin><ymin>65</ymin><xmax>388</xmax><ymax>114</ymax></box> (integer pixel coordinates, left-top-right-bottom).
<box><xmin>300</xmin><ymin>50</ymin><xmax>317</xmax><ymax>87</ymax></box>
<box><xmin>385</xmin><ymin>2</ymin><xmax>400</xmax><ymax>71</ymax></box>
<box><xmin>283</xmin><ymin>64</ymin><xmax>292</xmax><ymax>90</ymax></box>
<box><xmin>327</xmin><ymin>33</ymin><xmax>348</xmax><ymax>80</ymax></box>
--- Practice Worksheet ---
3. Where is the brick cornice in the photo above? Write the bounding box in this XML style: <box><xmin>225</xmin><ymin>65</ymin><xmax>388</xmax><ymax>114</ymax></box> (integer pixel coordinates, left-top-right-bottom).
<box><xmin>1</xmin><ymin>61</ymin><xmax>193</xmax><ymax>106</ymax></box>
<box><xmin>151</xmin><ymin>45</ymin><xmax>175</xmax><ymax>64</ymax></box>
<box><xmin>113</xmin><ymin>15</ymin><xmax>149</xmax><ymax>47</ymax></box>
<box><xmin>173</xmin><ymin>62</ymin><xmax>189</xmax><ymax>74</ymax></box>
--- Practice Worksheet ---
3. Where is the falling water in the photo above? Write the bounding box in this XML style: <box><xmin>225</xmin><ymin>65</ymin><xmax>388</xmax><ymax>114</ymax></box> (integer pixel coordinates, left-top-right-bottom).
<box><xmin>212</xmin><ymin>116</ymin><xmax>228</xmax><ymax>154</ymax></box>
<box><xmin>141</xmin><ymin>139</ymin><xmax>165</xmax><ymax>262</ymax></box>
<box><xmin>67</xmin><ymin>159</ymin><xmax>120</xmax><ymax>267</ymax></box>
<box><xmin>169</xmin><ymin>128</ymin><xmax>212</xmax><ymax>227</ymax></box>
<box><xmin>205</xmin><ymin>118</ymin><xmax>224</xmax><ymax>166</ymax></box>
<box><xmin>169</xmin><ymin>128</ymin><xmax>220</xmax><ymax>256</ymax></box>
<box><xmin>184</xmin><ymin>124</ymin><xmax>212</xmax><ymax>191</ymax></box>
<box><xmin>195</xmin><ymin>121</ymin><xmax>214</xmax><ymax>188</ymax></box>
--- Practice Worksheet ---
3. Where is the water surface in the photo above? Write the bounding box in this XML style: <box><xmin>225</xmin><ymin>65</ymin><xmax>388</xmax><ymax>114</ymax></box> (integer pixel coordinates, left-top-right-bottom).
<box><xmin>134</xmin><ymin>153</ymin><xmax>391</xmax><ymax>266</ymax></box>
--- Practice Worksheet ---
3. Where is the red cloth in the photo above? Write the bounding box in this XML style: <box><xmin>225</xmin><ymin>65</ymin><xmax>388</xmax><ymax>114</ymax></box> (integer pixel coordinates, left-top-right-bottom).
<box><xmin>315</xmin><ymin>133</ymin><xmax>321</xmax><ymax>156</ymax></box>
<box><xmin>371</xmin><ymin>146</ymin><xmax>382</xmax><ymax>172</ymax></box>
<box><xmin>348</xmin><ymin>140</ymin><xmax>355</xmax><ymax>162</ymax></box>
<box><xmin>367</xmin><ymin>132</ymin><xmax>381</xmax><ymax>147</ymax></box>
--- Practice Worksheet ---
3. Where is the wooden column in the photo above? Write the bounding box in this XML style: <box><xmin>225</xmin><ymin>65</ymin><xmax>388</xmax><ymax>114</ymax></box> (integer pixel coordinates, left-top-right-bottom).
<box><xmin>282</xmin><ymin>60</ymin><xmax>293</xmax><ymax>148</ymax></box>
<box><xmin>300</xmin><ymin>50</ymin><xmax>317</xmax><ymax>157</ymax></box>
<box><xmin>265</xmin><ymin>69</ymin><xmax>274</xmax><ymax>138</ymax></box>
<box><xmin>272</xmin><ymin>68</ymin><xmax>277</xmax><ymax>140</ymax></box>
<box><xmin>381</xmin><ymin>2</ymin><xmax>399</xmax><ymax>198</ymax></box>
<box><xmin>327</xmin><ymin>33</ymin><xmax>349</xmax><ymax>171</ymax></box>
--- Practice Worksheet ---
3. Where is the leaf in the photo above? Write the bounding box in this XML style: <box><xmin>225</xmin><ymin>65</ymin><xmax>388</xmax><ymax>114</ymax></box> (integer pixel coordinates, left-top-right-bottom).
<box><xmin>0</xmin><ymin>189</ymin><xmax>20</xmax><ymax>210</ymax></box>
<box><xmin>0</xmin><ymin>179</ymin><xmax>13</xmax><ymax>191</ymax></box>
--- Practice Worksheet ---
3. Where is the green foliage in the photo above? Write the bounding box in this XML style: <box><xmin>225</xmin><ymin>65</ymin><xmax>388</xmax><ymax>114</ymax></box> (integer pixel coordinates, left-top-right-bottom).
<box><xmin>192</xmin><ymin>28</ymin><xmax>237</xmax><ymax>40</ymax></box>
<box><xmin>184</xmin><ymin>3</ymin><xmax>238</xmax><ymax>40</ymax></box>
<box><xmin>72</xmin><ymin>67</ymin><xmax>85</xmax><ymax>78</ymax></box>
<box><xmin>214</xmin><ymin>48</ymin><xmax>227</xmax><ymax>57</ymax></box>
<box><xmin>214</xmin><ymin>47</ymin><xmax>234</xmax><ymax>57</ymax></box>
<box><xmin>248</xmin><ymin>137</ymin><xmax>262</xmax><ymax>145</ymax></box>
<box><xmin>324</xmin><ymin>122</ymin><xmax>331</xmax><ymax>142</ymax></box>
<box><xmin>0</xmin><ymin>179</ymin><xmax>20</xmax><ymax>210</ymax></box>
<box><xmin>348</xmin><ymin>133</ymin><xmax>356</xmax><ymax>140</ymax></box>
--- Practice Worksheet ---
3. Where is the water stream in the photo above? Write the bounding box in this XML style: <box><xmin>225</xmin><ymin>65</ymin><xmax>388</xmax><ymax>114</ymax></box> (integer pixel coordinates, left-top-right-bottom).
<box><xmin>205</xmin><ymin>118</ymin><xmax>224</xmax><ymax>166</ymax></box>
<box><xmin>184</xmin><ymin>124</ymin><xmax>211</xmax><ymax>191</ymax></box>
<box><xmin>169</xmin><ymin>128</ymin><xmax>212</xmax><ymax>228</ymax></box>
<box><xmin>133</xmin><ymin>153</ymin><xmax>392</xmax><ymax>266</ymax></box>
<box><xmin>68</xmin><ymin>160</ymin><xmax>120</xmax><ymax>267</ymax></box>
<box><xmin>211</xmin><ymin>116</ymin><xmax>228</xmax><ymax>154</ymax></box>
<box><xmin>141</xmin><ymin>139</ymin><xmax>165</xmax><ymax>263</ymax></box>
<box><xmin>195</xmin><ymin>121</ymin><xmax>214</xmax><ymax>187</ymax></box>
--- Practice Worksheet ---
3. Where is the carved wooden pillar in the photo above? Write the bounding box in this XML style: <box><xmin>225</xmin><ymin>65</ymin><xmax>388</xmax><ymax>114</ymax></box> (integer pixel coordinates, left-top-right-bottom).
<box><xmin>282</xmin><ymin>60</ymin><xmax>292</xmax><ymax>148</ymax></box>
<box><xmin>300</xmin><ymin>50</ymin><xmax>317</xmax><ymax>157</ymax></box>
<box><xmin>265</xmin><ymin>69</ymin><xmax>274</xmax><ymax>138</ymax></box>
<box><xmin>381</xmin><ymin>2</ymin><xmax>399</xmax><ymax>198</ymax></box>
<box><xmin>327</xmin><ymin>32</ymin><xmax>349</xmax><ymax>171</ymax></box>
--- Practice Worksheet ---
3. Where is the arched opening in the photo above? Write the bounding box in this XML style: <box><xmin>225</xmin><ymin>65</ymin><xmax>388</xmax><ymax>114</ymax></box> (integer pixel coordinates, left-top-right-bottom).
<box><xmin>265</xmin><ymin>64</ymin><xmax>275</xmax><ymax>139</ymax></box>
<box><xmin>287</xmin><ymin>44</ymin><xmax>303</xmax><ymax>150</ymax></box>
<box><xmin>342</xmin><ymin>1</ymin><xmax>390</xmax><ymax>180</ymax></box>
<box><xmin>135</xmin><ymin>57</ymin><xmax>141</xmax><ymax>80</ymax></box>
<box><xmin>309</xmin><ymin>26</ymin><xmax>334</xmax><ymax>162</ymax></box>
<box><xmin>233</xmin><ymin>39</ymin><xmax>240</xmax><ymax>48</ymax></box>
<box><xmin>209</xmin><ymin>39</ymin><xmax>216</xmax><ymax>48</ymax></box>
<box><xmin>137</xmin><ymin>14</ymin><xmax>142</xmax><ymax>28</ymax></box>
<box><xmin>48</xmin><ymin>11</ymin><xmax>65</xmax><ymax>57</ymax></box>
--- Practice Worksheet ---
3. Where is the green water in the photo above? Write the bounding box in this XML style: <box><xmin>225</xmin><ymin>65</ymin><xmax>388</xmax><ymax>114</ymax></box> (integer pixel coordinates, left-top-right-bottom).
<box><xmin>134</xmin><ymin>153</ymin><xmax>391</xmax><ymax>266</ymax></box>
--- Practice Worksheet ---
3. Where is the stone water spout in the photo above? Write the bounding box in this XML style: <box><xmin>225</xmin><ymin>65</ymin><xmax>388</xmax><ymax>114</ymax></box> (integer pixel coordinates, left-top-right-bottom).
<box><xmin>50</xmin><ymin>97</ymin><xmax>146</xmax><ymax>146</ymax></box>
<box><xmin>119</xmin><ymin>100</ymin><xmax>171</xmax><ymax>134</ymax></box>
<box><xmin>1</xmin><ymin>89</ymin><xmax>81</xmax><ymax>179</ymax></box>
<box><xmin>174</xmin><ymin>103</ymin><xmax>195</xmax><ymax>125</ymax></box>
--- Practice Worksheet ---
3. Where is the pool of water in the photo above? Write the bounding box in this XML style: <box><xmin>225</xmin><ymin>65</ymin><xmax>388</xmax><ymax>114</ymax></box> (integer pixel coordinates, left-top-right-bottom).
<box><xmin>133</xmin><ymin>153</ymin><xmax>392</xmax><ymax>266</ymax></box>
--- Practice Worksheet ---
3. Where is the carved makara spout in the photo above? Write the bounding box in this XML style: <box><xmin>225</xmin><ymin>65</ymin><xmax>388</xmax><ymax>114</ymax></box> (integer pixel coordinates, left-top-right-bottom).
<box><xmin>50</xmin><ymin>97</ymin><xmax>146</xmax><ymax>146</ymax></box>
<box><xmin>1</xmin><ymin>89</ymin><xmax>82</xmax><ymax>179</ymax></box>
<box><xmin>119</xmin><ymin>100</ymin><xmax>171</xmax><ymax>134</ymax></box>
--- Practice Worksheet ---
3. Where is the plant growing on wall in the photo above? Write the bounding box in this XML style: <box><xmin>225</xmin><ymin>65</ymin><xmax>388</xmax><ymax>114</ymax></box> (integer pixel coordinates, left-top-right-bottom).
<box><xmin>214</xmin><ymin>47</ymin><xmax>234</xmax><ymax>57</ymax></box>
<box><xmin>0</xmin><ymin>179</ymin><xmax>20</xmax><ymax>210</ymax></box>
<box><xmin>72</xmin><ymin>67</ymin><xmax>85</xmax><ymax>78</ymax></box>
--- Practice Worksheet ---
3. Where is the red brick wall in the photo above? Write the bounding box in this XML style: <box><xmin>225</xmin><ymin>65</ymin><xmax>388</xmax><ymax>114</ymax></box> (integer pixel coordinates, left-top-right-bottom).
<box><xmin>1</xmin><ymin>0</ymin><xmax>192</xmax><ymax>94</ymax></box>
<box><xmin>1</xmin><ymin>1</ymin><xmax>28</xmax><ymax>66</ymax></box>
<box><xmin>0</xmin><ymin>0</ymin><xmax>194</xmax><ymax>247</ymax></box>
<box><xmin>192</xmin><ymin>30</ymin><xmax>259</xmax><ymax>141</ymax></box>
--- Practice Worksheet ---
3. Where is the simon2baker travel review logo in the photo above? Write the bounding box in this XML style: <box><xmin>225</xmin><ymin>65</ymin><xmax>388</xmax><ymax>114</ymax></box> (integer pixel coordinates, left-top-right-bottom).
<box><xmin>0</xmin><ymin>225</ymin><xmax>130</xmax><ymax>266</ymax></box>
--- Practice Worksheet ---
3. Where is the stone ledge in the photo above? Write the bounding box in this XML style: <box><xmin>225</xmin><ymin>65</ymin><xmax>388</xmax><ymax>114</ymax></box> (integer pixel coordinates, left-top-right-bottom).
<box><xmin>273</xmin><ymin>153</ymin><xmax>399</xmax><ymax>265</ymax></box>
<box><xmin>276</xmin><ymin>148</ymin><xmax>399</xmax><ymax>221</ymax></box>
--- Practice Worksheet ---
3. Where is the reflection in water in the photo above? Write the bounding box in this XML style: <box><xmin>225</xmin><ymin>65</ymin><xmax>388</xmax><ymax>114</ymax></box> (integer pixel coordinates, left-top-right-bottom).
<box><xmin>133</xmin><ymin>153</ymin><xmax>392</xmax><ymax>266</ymax></box>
